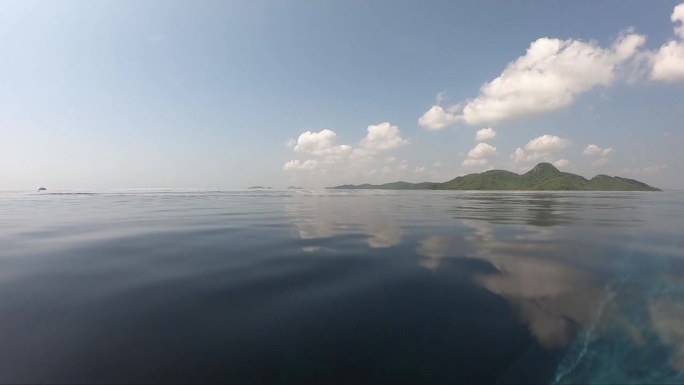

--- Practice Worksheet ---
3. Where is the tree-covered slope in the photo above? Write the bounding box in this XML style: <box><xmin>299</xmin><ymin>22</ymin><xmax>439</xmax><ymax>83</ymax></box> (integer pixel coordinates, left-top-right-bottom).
<box><xmin>327</xmin><ymin>163</ymin><xmax>661</xmax><ymax>191</ymax></box>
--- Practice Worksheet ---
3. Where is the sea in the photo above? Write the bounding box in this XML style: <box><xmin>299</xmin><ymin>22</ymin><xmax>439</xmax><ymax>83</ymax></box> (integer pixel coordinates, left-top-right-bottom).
<box><xmin>1</xmin><ymin>189</ymin><xmax>683</xmax><ymax>384</ymax></box>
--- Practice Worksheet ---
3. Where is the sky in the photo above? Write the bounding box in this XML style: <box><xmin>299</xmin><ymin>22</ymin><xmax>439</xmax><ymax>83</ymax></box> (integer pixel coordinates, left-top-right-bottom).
<box><xmin>1</xmin><ymin>0</ymin><xmax>683</xmax><ymax>190</ymax></box>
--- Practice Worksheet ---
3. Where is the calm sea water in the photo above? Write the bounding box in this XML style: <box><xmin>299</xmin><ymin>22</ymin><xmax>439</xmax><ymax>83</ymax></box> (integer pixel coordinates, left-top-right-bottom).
<box><xmin>1</xmin><ymin>189</ymin><xmax>683</xmax><ymax>384</ymax></box>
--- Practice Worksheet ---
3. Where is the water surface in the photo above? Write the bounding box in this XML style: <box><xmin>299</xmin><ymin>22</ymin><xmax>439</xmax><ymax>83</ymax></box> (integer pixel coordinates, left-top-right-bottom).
<box><xmin>1</xmin><ymin>189</ymin><xmax>683</xmax><ymax>383</ymax></box>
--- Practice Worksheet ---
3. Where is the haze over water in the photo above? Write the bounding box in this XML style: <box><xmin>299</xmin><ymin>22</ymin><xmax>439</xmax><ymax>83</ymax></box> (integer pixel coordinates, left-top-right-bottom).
<box><xmin>1</xmin><ymin>189</ymin><xmax>683</xmax><ymax>383</ymax></box>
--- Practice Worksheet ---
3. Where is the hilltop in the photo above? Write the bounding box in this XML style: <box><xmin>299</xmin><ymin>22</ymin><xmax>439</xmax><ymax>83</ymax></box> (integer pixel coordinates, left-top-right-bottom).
<box><xmin>328</xmin><ymin>163</ymin><xmax>661</xmax><ymax>191</ymax></box>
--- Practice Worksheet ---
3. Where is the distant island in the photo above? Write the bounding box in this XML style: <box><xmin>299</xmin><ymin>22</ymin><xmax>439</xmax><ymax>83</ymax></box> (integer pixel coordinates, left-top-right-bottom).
<box><xmin>328</xmin><ymin>163</ymin><xmax>661</xmax><ymax>191</ymax></box>
<box><xmin>38</xmin><ymin>187</ymin><xmax>46</xmax><ymax>191</ymax></box>
<box><xmin>248</xmin><ymin>186</ymin><xmax>272</xmax><ymax>189</ymax></box>
<box><xmin>286</xmin><ymin>186</ymin><xmax>304</xmax><ymax>190</ymax></box>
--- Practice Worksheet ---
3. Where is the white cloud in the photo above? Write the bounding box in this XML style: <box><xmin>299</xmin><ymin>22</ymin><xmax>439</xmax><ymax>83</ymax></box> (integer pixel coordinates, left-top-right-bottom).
<box><xmin>414</xmin><ymin>166</ymin><xmax>426</xmax><ymax>173</ymax></box>
<box><xmin>463</xmin><ymin>143</ymin><xmax>498</xmax><ymax>166</ymax></box>
<box><xmin>525</xmin><ymin>135</ymin><xmax>572</xmax><ymax>152</ymax></box>
<box><xmin>510</xmin><ymin>135</ymin><xmax>571</xmax><ymax>165</ymax></box>
<box><xmin>553</xmin><ymin>159</ymin><xmax>570</xmax><ymax>168</ymax></box>
<box><xmin>359</xmin><ymin>122</ymin><xmax>408</xmax><ymax>152</ymax></box>
<box><xmin>511</xmin><ymin>148</ymin><xmax>526</xmax><ymax>164</ymax></box>
<box><xmin>475</xmin><ymin>127</ymin><xmax>497</xmax><ymax>142</ymax></box>
<box><xmin>292</xmin><ymin>129</ymin><xmax>352</xmax><ymax>156</ymax></box>
<box><xmin>651</xmin><ymin>3</ymin><xmax>684</xmax><ymax>81</ymax></box>
<box><xmin>418</xmin><ymin>105</ymin><xmax>460</xmax><ymax>130</ymax></box>
<box><xmin>285</xmin><ymin>123</ymin><xmax>408</xmax><ymax>183</ymax></box>
<box><xmin>432</xmin><ymin>161</ymin><xmax>442</xmax><ymax>167</ymax></box>
<box><xmin>283</xmin><ymin>159</ymin><xmax>318</xmax><ymax>171</ymax></box>
<box><xmin>468</xmin><ymin>142</ymin><xmax>499</xmax><ymax>159</ymax></box>
<box><xmin>651</xmin><ymin>41</ymin><xmax>684</xmax><ymax>81</ymax></box>
<box><xmin>288</xmin><ymin>122</ymin><xmax>408</xmax><ymax>164</ymax></box>
<box><xmin>582</xmin><ymin>144</ymin><xmax>613</xmax><ymax>169</ymax></box>
<box><xmin>421</xmin><ymin>32</ymin><xmax>645</xmax><ymax>126</ymax></box>
<box><xmin>675</xmin><ymin>3</ymin><xmax>684</xmax><ymax>39</ymax></box>
<box><xmin>583</xmin><ymin>144</ymin><xmax>614</xmax><ymax>156</ymax></box>
<box><xmin>525</xmin><ymin>151</ymin><xmax>554</xmax><ymax>163</ymax></box>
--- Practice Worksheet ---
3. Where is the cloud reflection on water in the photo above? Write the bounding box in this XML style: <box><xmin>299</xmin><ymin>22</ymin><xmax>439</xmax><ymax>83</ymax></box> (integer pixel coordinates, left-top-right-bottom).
<box><xmin>285</xmin><ymin>190</ymin><xmax>684</xmax><ymax>378</ymax></box>
<box><xmin>417</xmin><ymin>219</ymin><xmax>604</xmax><ymax>349</ymax></box>
<box><xmin>285</xmin><ymin>192</ymin><xmax>403</xmax><ymax>250</ymax></box>
<box><xmin>412</xmin><ymin>192</ymin><xmax>684</xmax><ymax>381</ymax></box>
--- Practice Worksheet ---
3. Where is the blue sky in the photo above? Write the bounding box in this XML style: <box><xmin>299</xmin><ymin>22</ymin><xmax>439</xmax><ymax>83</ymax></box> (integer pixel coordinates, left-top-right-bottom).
<box><xmin>1</xmin><ymin>0</ymin><xmax>683</xmax><ymax>189</ymax></box>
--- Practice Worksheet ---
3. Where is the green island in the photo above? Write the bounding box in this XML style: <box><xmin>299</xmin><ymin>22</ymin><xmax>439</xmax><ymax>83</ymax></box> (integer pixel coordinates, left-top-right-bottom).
<box><xmin>328</xmin><ymin>162</ymin><xmax>661</xmax><ymax>191</ymax></box>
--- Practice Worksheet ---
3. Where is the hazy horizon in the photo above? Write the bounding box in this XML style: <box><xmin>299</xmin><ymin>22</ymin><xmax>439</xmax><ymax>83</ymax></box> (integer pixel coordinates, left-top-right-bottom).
<box><xmin>4</xmin><ymin>161</ymin><xmax>679</xmax><ymax>191</ymax></box>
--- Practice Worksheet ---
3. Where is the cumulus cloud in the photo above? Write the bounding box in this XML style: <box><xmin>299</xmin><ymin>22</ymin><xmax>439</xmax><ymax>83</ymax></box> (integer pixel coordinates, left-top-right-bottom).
<box><xmin>463</xmin><ymin>142</ymin><xmax>498</xmax><ymax>166</ymax></box>
<box><xmin>475</xmin><ymin>127</ymin><xmax>497</xmax><ymax>142</ymax></box>
<box><xmin>283</xmin><ymin>123</ymin><xmax>410</xmax><ymax>186</ymax></box>
<box><xmin>651</xmin><ymin>3</ymin><xmax>684</xmax><ymax>81</ymax></box>
<box><xmin>420</xmin><ymin>32</ymin><xmax>645</xmax><ymax>127</ymax></box>
<box><xmin>287</xmin><ymin>123</ymin><xmax>407</xmax><ymax>163</ymax></box>
<box><xmin>418</xmin><ymin>105</ymin><xmax>460</xmax><ymax>131</ymax></box>
<box><xmin>414</xmin><ymin>166</ymin><xmax>426</xmax><ymax>173</ymax></box>
<box><xmin>291</xmin><ymin>129</ymin><xmax>352</xmax><ymax>156</ymax></box>
<box><xmin>359</xmin><ymin>122</ymin><xmax>408</xmax><ymax>152</ymax></box>
<box><xmin>511</xmin><ymin>135</ymin><xmax>572</xmax><ymax>164</ymax></box>
<box><xmin>283</xmin><ymin>159</ymin><xmax>318</xmax><ymax>171</ymax></box>
<box><xmin>525</xmin><ymin>151</ymin><xmax>555</xmax><ymax>163</ymax></box>
<box><xmin>553</xmin><ymin>159</ymin><xmax>570</xmax><ymax>168</ymax></box>
<box><xmin>583</xmin><ymin>144</ymin><xmax>613</xmax><ymax>167</ymax></box>
<box><xmin>676</xmin><ymin>3</ymin><xmax>684</xmax><ymax>38</ymax></box>
<box><xmin>526</xmin><ymin>135</ymin><xmax>572</xmax><ymax>152</ymax></box>
<box><xmin>651</xmin><ymin>41</ymin><xmax>684</xmax><ymax>81</ymax></box>
<box><xmin>468</xmin><ymin>142</ymin><xmax>499</xmax><ymax>158</ymax></box>
<box><xmin>511</xmin><ymin>148</ymin><xmax>526</xmax><ymax>164</ymax></box>
<box><xmin>583</xmin><ymin>144</ymin><xmax>614</xmax><ymax>156</ymax></box>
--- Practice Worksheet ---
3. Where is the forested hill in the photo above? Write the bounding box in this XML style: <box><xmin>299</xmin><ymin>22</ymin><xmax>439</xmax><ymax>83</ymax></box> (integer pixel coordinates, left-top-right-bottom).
<box><xmin>328</xmin><ymin>163</ymin><xmax>661</xmax><ymax>191</ymax></box>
